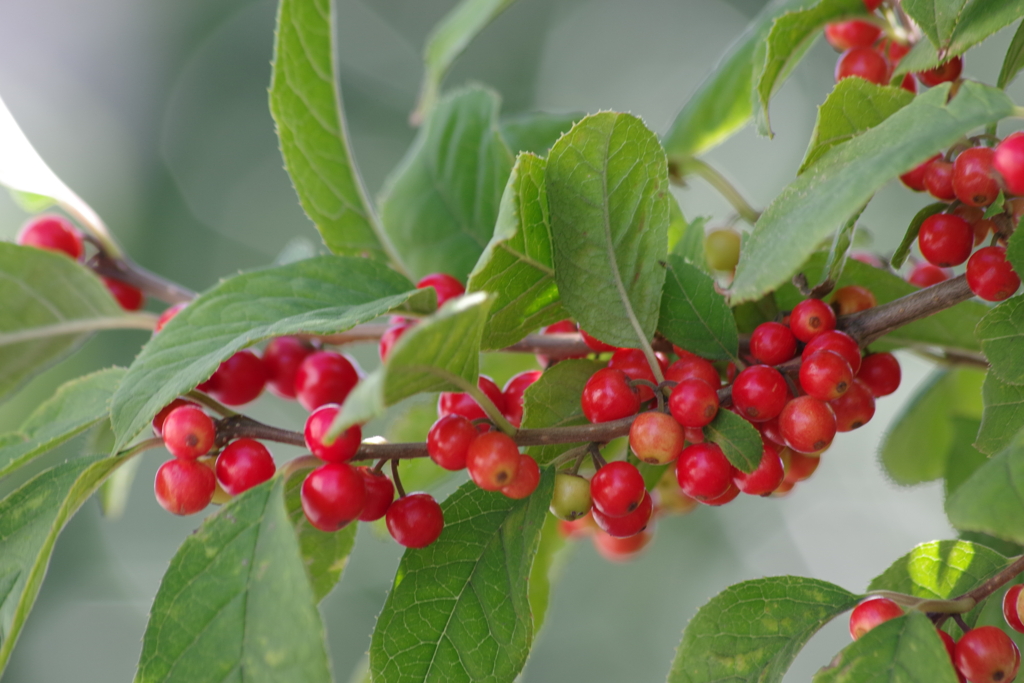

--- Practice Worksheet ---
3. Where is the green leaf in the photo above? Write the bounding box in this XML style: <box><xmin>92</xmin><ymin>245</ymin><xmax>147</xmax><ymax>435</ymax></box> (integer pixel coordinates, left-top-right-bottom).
<box><xmin>528</xmin><ymin>513</ymin><xmax>568</xmax><ymax>634</ymax></box>
<box><xmin>7</xmin><ymin>190</ymin><xmax>54</xmax><ymax>213</ymax></box>
<box><xmin>0</xmin><ymin>367</ymin><xmax>124</xmax><ymax>478</ymax></box>
<box><xmin>135</xmin><ymin>477</ymin><xmax>331</xmax><ymax>683</ymax></box>
<box><xmin>111</xmin><ymin>256</ymin><xmax>431</xmax><ymax>450</ymax></box>
<box><xmin>667</xmin><ymin>575</ymin><xmax>859</xmax><ymax>683</ymax></box>
<box><xmin>731</xmin><ymin>82</ymin><xmax>1015</xmax><ymax>303</ymax></box>
<box><xmin>867</xmin><ymin>539</ymin><xmax>1010</xmax><ymax>600</ymax></box>
<box><xmin>1008</xmin><ymin>218</ymin><xmax>1024</xmax><ymax>276</ymax></box>
<box><xmin>754</xmin><ymin>0</ymin><xmax>866</xmax><ymax>136</ymax></box>
<box><xmin>732</xmin><ymin>293</ymin><xmax>780</xmax><ymax>335</ymax></box>
<box><xmin>944</xmin><ymin>417</ymin><xmax>988</xmax><ymax>500</ymax></box>
<box><xmin>658</xmin><ymin>255</ymin><xmax>739</xmax><ymax>362</ymax></box>
<box><xmin>978</xmin><ymin>296</ymin><xmax>1024</xmax><ymax>386</ymax></box>
<box><xmin>813</xmin><ymin>203</ymin><xmax>864</xmax><ymax>293</ymax></box>
<box><xmin>891</xmin><ymin>202</ymin><xmax>947</xmax><ymax>270</ymax></box>
<box><xmin>412</xmin><ymin>0</ymin><xmax>517</xmax><ymax>123</ymax></box>
<box><xmin>977</xmin><ymin>371</ymin><xmax>1024</xmax><ymax>455</ymax></box>
<box><xmin>704</xmin><ymin>409</ymin><xmax>762</xmax><ymax>474</ymax></box>
<box><xmin>468</xmin><ymin>153</ymin><xmax>564</xmax><ymax>350</ymax></box>
<box><xmin>814</xmin><ymin>612</ymin><xmax>961</xmax><ymax>683</ymax></box>
<box><xmin>547</xmin><ymin>112</ymin><xmax>669</xmax><ymax>348</ymax></box>
<box><xmin>0</xmin><ymin>243</ymin><xmax>130</xmax><ymax>401</ymax></box>
<box><xmin>283</xmin><ymin>463</ymin><xmax>357</xmax><ymax>603</ymax></box>
<box><xmin>0</xmin><ymin>454</ymin><xmax>126</xmax><ymax>674</ymax></box>
<box><xmin>500</xmin><ymin>112</ymin><xmax>581</xmax><ymax>156</ymax></box>
<box><xmin>332</xmin><ymin>293</ymin><xmax>493</xmax><ymax>432</ymax></box>
<box><xmin>669</xmin><ymin>203</ymin><xmax>707</xmax><ymax>270</ymax></box>
<box><xmin>902</xmin><ymin>0</ymin><xmax>1024</xmax><ymax>57</ymax></box>
<box><xmin>380</xmin><ymin>86</ymin><xmax>514</xmax><ymax>282</ymax></box>
<box><xmin>947</xmin><ymin>432</ymin><xmax>1024</xmax><ymax>544</ymax></box>
<box><xmin>521</xmin><ymin>359</ymin><xmax>604</xmax><ymax>464</ymax></box>
<box><xmin>269</xmin><ymin>0</ymin><xmax>394</xmax><ymax>264</ymax></box>
<box><xmin>800</xmin><ymin>79</ymin><xmax>915</xmax><ymax>174</ymax></box>
<box><xmin>998</xmin><ymin>20</ymin><xmax>1024</xmax><ymax>89</ymax></box>
<box><xmin>985</xmin><ymin>191</ymin><xmax>1006</xmax><ymax>220</ymax></box>
<box><xmin>369</xmin><ymin>469</ymin><xmax>554</xmax><ymax>683</ymax></box>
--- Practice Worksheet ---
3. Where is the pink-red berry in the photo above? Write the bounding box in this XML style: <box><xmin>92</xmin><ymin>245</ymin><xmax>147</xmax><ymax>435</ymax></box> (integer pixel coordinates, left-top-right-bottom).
<box><xmin>16</xmin><ymin>214</ymin><xmax>84</xmax><ymax>260</ymax></box>
<box><xmin>204</xmin><ymin>350</ymin><xmax>268</xmax><ymax>406</ymax></box>
<box><xmin>162</xmin><ymin>405</ymin><xmax>216</xmax><ymax>460</ymax></box>
<box><xmin>790</xmin><ymin>299</ymin><xmax>837</xmax><ymax>342</ymax></box>
<box><xmin>995</xmin><ymin>132</ymin><xmax>1024</xmax><ymax>195</ymax></box>
<box><xmin>466</xmin><ymin>431</ymin><xmax>521</xmax><ymax>491</ymax></box>
<box><xmin>954</xmin><ymin>626</ymin><xmax>1021</xmax><ymax>683</ymax></box>
<box><xmin>630</xmin><ymin>410</ymin><xmax>686</xmax><ymax>464</ymax></box>
<box><xmin>591</xmin><ymin>461</ymin><xmax>647</xmax><ymax>517</ymax></box>
<box><xmin>849</xmin><ymin>597</ymin><xmax>903</xmax><ymax>640</ymax></box>
<box><xmin>967</xmin><ymin>246</ymin><xmax>1021</xmax><ymax>302</ymax></box>
<box><xmin>357</xmin><ymin>467</ymin><xmax>395</xmax><ymax>521</ymax></box>
<box><xmin>918</xmin><ymin>214</ymin><xmax>973</xmax><ymax>267</ymax></box>
<box><xmin>154</xmin><ymin>458</ymin><xmax>216</xmax><ymax>515</ymax></box>
<box><xmin>427</xmin><ymin>414</ymin><xmax>477</xmax><ymax>470</ymax></box>
<box><xmin>581</xmin><ymin>368</ymin><xmax>641</xmax><ymax>423</ymax></box>
<box><xmin>301</xmin><ymin>463</ymin><xmax>366</xmax><ymax>532</ymax></box>
<box><xmin>668</xmin><ymin>378</ymin><xmax>719</xmax><ymax>428</ymax></box>
<box><xmin>416</xmin><ymin>273</ymin><xmax>465</xmax><ymax>307</ymax></box>
<box><xmin>386</xmin><ymin>493</ymin><xmax>444</xmax><ymax>548</ymax></box>
<box><xmin>779</xmin><ymin>397</ymin><xmax>837</xmax><ymax>453</ymax></box>
<box><xmin>262</xmin><ymin>336</ymin><xmax>313</xmax><ymax>399</ymax></box>
<box><xmin>501</xmin><ymin>454</ymin><xmax>541</xmax><ymax>499</ymax></box>
<box><xmin>731</xmin><ymin>365</ymin><xmax>789</xmax><ymax>422</ymax></box>
<box><xmin>304</xmin><ymin>404</ymin><xmax>362</xmax><ymax>462</ymax></box>
<box><xmin>676</xmin><ymin>443</ymin><xmax>735</xmax><ymax>501</ymax></box>
<box><xmin>502</xmin><ymin>370</ymin><xmax>542</xmax><ymax>428</ymax></box>
<box><xmin>857</xmin><ymin>352</ymin><xmax>901</xmax><ymax>397</ymax></box>
<box><xmin>295</xmin><ymin>351</ymin><xmax>360</xmax><ymax>412</ymax></box>
<box><xmin>750</xmin><ymin>322</ymin><xmax>797</xmax><ymax>366</ymax></box>
<box><xmin>215</xmin><ymin>439</ymin><xmax>276</xmax><ymax>495</ymax></box>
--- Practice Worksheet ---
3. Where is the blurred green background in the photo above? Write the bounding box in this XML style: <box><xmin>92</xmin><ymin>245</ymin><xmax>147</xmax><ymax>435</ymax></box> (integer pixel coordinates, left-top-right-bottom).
<box><xmin>0</xmin><ymin>0</ymin><xmax>1021</xmax><ymax>681</ymax></box>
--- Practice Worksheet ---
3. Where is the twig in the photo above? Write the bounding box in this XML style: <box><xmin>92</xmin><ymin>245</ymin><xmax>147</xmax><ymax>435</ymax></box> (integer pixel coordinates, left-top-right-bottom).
<box><xmin>838</xmin><ymin>275</ymin><xmax>973</xmax><ymax>346</ymax></box>
<box><xmin>670</xmin><ymin>158</ymin><xmax>761</xmax><ymax>225</ymax></box>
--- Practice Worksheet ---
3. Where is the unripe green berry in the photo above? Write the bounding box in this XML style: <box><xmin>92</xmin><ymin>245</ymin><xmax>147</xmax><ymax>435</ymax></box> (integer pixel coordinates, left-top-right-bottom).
<box><xmin>550</xmin><ymin>473</ymin><xmax>592</xmax><ymax>521</ymax></box>
<box><xmin>704</xmin><ymin>229</ymin><xmax>741</xmax><ymax>272</ymax></box>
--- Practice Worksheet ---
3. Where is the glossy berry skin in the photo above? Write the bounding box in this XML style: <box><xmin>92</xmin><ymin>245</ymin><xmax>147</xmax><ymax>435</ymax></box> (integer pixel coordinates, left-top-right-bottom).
<box><xmin>592</xmin><ymin>491</ymin><xmax>653</xmax><ymax>537</ymax></box>
<box><xmin>857</xmin><ymin>352</ymin><xmax>901</xmax><ymax>397</ymax></box>
<box><xmin>900</xmin><ymin>155</ymin><xmax>942</xmax><ymax>192</ymax></box>
<box><xmin>799</xmin><ymin>350</ymin><xmax>854</xmax><ymax>401</ymax></box>
<box><xmin>16</xmin><ymin>215</ymin><xmax>84</xmax><ymax>260</ymax></box>
<box><xmin>629</xmin><ymin>411</ymin><xmax>685</xmax><ymax>464</ymax></box>
<box><xmin>591</xmin><ymin>461</ymin><xmax>647</xmax><ymax>517</ymax></box>
<box><xmin>580</xmin><ymin>329</ymin><xmax>617</xmax><ymax>353</ymax></box>
<box><xmin>835</xmin><ymin>47</ymin><xmax>889</xmax><ymax>85</ymax></box>
<box><xmin>427</xmin><ymin>414</ymin><xmax>477</xmax><ymax>470</ymax></box>
<box><xmin>154</xmin><ymin>458</ymin><xmax>216</xmax><ymax>515</ymax></box>
<box><xmin>849</xmin><ymin>598</ymin><xmax>904</xmax><ymax>640</ymax></box>
<box><xmin>780</xmin><ymin>397</ymin><xmax>837</xmax><ymax>453</ymax></box>
<box><xmin>967</xmin><ymin>247</ymin><xmax>1021</xmax><ymax>302</ymax></box>
<box><xmin>939</xmin><ymin>631</ymin><xmax>968</xmax><ymax>683</ymax></box>
<box><xmin>416</xmin><ymin>273</ymin><xmax>465</xmax><ymax>307</ymax></box>
<box><xmin>154</xmin><ymin>302</ymin><xmax>186</xmax><ymax>333</ymax></box>
<box><xmin>162</xmin><ymin>405</ymin><xmax>216</xmax><ymax>460</ymax></box>
<box><xmin>215</xmin><ymin>439</ymin><xmax>276</xmax><ymax>495</ymax></box>
<box><xmin>666</xmin><ymin>357</ymin><xmax>721</xmax><ymax>388</ymax></box>
<box><xmin>592</xmin><ymin>529</ymin><xmax>652</xmax><ymax>562</ymax></box>
<box><xmin>703</xmin><ymin>481</ymin><xmax>740</xmax><ymax>506</ymax></box>
<box><xmin>750</xmin><ymin>322</ymin><xmax>797</xmax><ymax>366</ymax></box>
<box><xmin>608</xmin><ymin>348</ymin><xmax>666</xmax><ymax>402</ymax></box>
<box><xmin>734</xmin><ymin>444</ymin><xmax>785</xmax><ymax>496</ymax></box>
<box><xmin>102</xmin><ymin>277</ymin><xmax>144</xmax><ymax>311</ymax></box>
<box><xmin>831</xmin><ymin>285</ymin><xmax>876</xmax><ymax>316</ymax></box>
<box><xmin>955</xmin><ymin>626</ymin><xmax>1021</xmax><ymax>683</ymax></box>
<box><xmin>824</xmin><ymin>20</ymin><xmax>881</xmax><ymax>51</ymax></box>
<box><xmin>917</xmin><ymin>57</ymin><xmax>963</xmax><ymax>87</ymax></box>
<box><xmin>1005</xmin><ymin>585</ymin><xmax>1024</xmax><ymax>634</ymax></box>
<box><xmin>295</xmin><ymin>351</ymin><xmax>360</xmax><ymax>412</ymax></box>
<box><xmin>668</xmin><ymin>379</ymin><xmax>720</xmax><ymax>429</ymax></box>
<box><xmin>784</xmin><ymin>449</ymin><xmax>821</xmax><ymax>483</ymax></box>
<box><xmin>301</xmin><ymin>463</ymin><xmax>366</xmax><ymax>532</ymax></box>
<box><xmin>731</xmin><ymin>365</ymin><xmax>789</xmax><ymax>422</ymax></box>
<box><xmin>387</xmin><ymin>493</ymin><xmax>444</xmax><ymax>548</ymax></box>
<box><xmin>581</xmin><ymin>368</ymin><xmax>641</xmax><ymax>423</ymax></box>
<box><xmin>919</xmin><ymin>214</ymin><xmax>973</xmax><ymax>267</ymax></box>
<box><xmin>908</xmin><ymin>262</ymin><xmax>951</xmax><ymax>287</ymax></box>
<box><xmin>262</xmin><ymin>336</ymin><xmax>313</xmax><ymax>399</ymax></box>
<box><xmin>304</xmin><ymin>404</ymin><xmax>362</xmax><ymax>462</ymax></box>
<box><xmin>152</xmin><ymin>398</ymin><xmax>198</xmax><ymax>437</ymax></box>
<box><xmin>501</xmin><ymin>454</ymin><xmax>540</xmax><ymax>499</ymax></box>
<box><xmin>995</xmin><ymin>132</ymin><xmax>1024</xmax><ymax>195</ymax></box>
<box><xmin>550</xmin><ymin>473</ymin><xmax>592</xmax><ymax>521</ymax></box>
<box><xmin>790</xmin><ymin>299</ymin><xmax>837</xmax><ymax>342</ymax></box>
<box><xmin>953</xmin><ymin>147</ymin><xmax>1000</xmax><ymax>207</ymax></box>
<box><xmin>758</xmin><ymin>416</ymin><xmax>786</xmax><ymax>447</ymax></box>
<box><xmin>378</xmin><ymin>320</ymin><xmax>415</xmax><ymax>361</ymax></box>
<box><xmin>438</xmin><ymin>376</ymin><xmax>506</xmax><ymax>423</ymax></box>
<box><xmin>829</xmin><ymin>379</ymin><xmax>876</xmax><ymax>432</ymax></box>
<box><xmin>925</xmin><ymin>159</ymin><xmax>957</xmax><ymax>201</ymax></box>
<box><xmin>676</xmin><ymin>443</ymin><xmax>735</xmax><ymax>501</ymax></box>
<box><xmin>205</xmin><ymin>350</ymin><xmax>268</xmax><ymax>406</ymax></box>
<box><xmin>356</xmin><ymin>467</ymin><xmax>394</xmax><ymax>521</ymax></box>
<box><xmin>803</xmin><ymin>330</ymin><xmax>862</xmax><ymax>374</ymax></box>
<box><xmin>466</xmin><ymin>431</ymin><xmax>521</xmax><ymax>491</ymax></box>
<box><xmin>704</xmin><ymin>229</ymin><xmax>742</xmax><ymax>272</ymax></box>
<box><xmin>502</xmin><ymin>370</ymin><xmax>542</xmax><ymax>428</ymax></box>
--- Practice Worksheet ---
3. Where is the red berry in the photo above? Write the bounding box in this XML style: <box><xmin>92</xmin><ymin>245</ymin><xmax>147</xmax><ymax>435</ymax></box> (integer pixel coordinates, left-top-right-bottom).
<box><xmin>831</xmin><ymin>285</ymin><xmax>876</xmax><ymax>316</ymax></box>
<box><xmin>783</xmin><ymin>449</ymin><xmax>821</xmax><ymax>483</ymax></box>
<box><xmin>427</xmin><ymin>414</ymin><xmax>477</xmax><ymax>470</ymax></box>
<box><xmin>379</xmin><ymin>320</ymin><xmax>415</xmax><ymax>361</ymax></box>
<box><xmin>591</xmin><ymin>461</ymin><xmax>647</xmax><ymax>517</ymax></box>
<box><xmin>857</xmin><ymin>352</ymin><xmax>901</xmax><ymax>397</ymax></box>
<box><xmin>16</xmin><ymin>214</ymin><xmax>84</xmax><ymax>260</ymax></box>
<box><xmin>849</xmin><ymin>597</ymin><xmax>903</xmax><ymax>640</ymax></box>
<box><xmin>900</xmin><ymin>155</ymin><xmax>942</xmax><ymax>192</ymax></box>
<box><xmin>102</xmin><ymin>277</ymin><xmax>144</xmax><ymax>311</ymax></box>
<box><xmin>154</xmin><ymin>458</ymin><xmax>216</xmax><ymax>515</ymax></box>
<box><xmin>295</xmin><ymin>351</ymin><xmax>360</xmax><ymax>412</ymax></box>
<box><xmin>863</xmin><ymin>0</ymin><xmax>883</xmax><ymax>10</ymax></box>
<box><xmin>675</xmin><ymin>443</ymin><xmax>735</xmax><ymax>501</ymax></box>
<box><xmin>215</xmin><ymin>439</ymin><xmax>276</xmax><ymax>495</ymax></box>
<box><xmin>917</xmin><ymin>57</ymin><xmax>963</xmax><ymax>87</ymax></box>
<box><xmin>559</xmin><ymin>514</ymin><xmax>597</xmax><ymax>540</ymax></box>
<box><xmin>899</xmin><ymin>73</ymin><xmax>918</xmax><ymax>93</ymax></box>
<box><xmin>466</xmin><ymin>431</ymin><xmax>521</xmax><ymax>491</ymax></box>
<box><xmin>750</xmin><ymin>322</ymin><xmax>797</xmax><ymax>366</ymax></box>
<box><xmin>629</xmin><ymin>410</ymin><xmax>686</xmax><ymax>464</ymax></box>
<box><xmin>918</xmin><ymin>214</ymin><xmax>973</xmax><ymax>267</ymax></box>
<box><xmin>304</xmin><ymin>404</ymin><xmax>362</xmax><ymax>462</ymax></box>
<box><xmin>608</xmin><ymin>348</ymin><xmax>666</xmax><ymax>402</ymax></box>
<box><xmin>262</xmin><ymin>336</ymin><xmax>313</xmax><ymax>399</ymax></box>
<box><xmin>205</xmin><ymin>350</ymin><xmax>268</xmax><ymax>406</ymax></box>
<box><xmin>733</xmin><ymin>443</ymin><xmax>785</xmax><ymax>496</ymax></box>
<box><xmin>301</xmin><ymin>463</ymin><xmax>366</xmax><ymax>532</ymax></box>
<box><xmin>803</xmin><ymin>330</ymin><xmax>862</xmax><ymax>374</ymax></box>
<box><xmin>537</xmin><ymin>319</ymin><xmax>584</xmax><ymax>365</ymax></box>
<box><xmin>758</xmin><ymin>415</ymin><xmax>786</xmax><ymax>447</ymax></box>
<box><xmin>835</xmin><ymin>47</ymin><xmax>889</xmax><ymax>85</ymax></box>
<box><xmin>1005</xmin><ymin>585</ymin><xmax>1024</xmax><ymax>634</ymax></box>
<box><xmin>356</xmin><ymin>467</ymin><xmax>394</xmax><ymax>521</ymax></box>
<box><xmin>152</xmin><ymin>398</ymin><xmax>198</xmax><ymax>437</ymax></box>
<box><xmin>580</xmin><ymin>329</ymin><xmax>617</xmax><ymax>352</ymax></box>
<box><xmin>438</xmin><ymin>375</ymin><xmax>506</xmax><ymax>423</ymax></box>
<box><xmin>581</xmin><ymin>368</ymin><xmax>641</xmax><ymax>423</ymax></box>
<box><xmin>502</xmin><ymin>370</ymin><xmax>542</xmax><ymax>428</ymax></box>
<box><xmin>955</xmin><ymin>626</ymin><xmax>1021</xmax><ymax>683</ymax></box>
<box><xmin>829</xmin><ymin>379</ymin><xmax>876</xmax><ymax>432</ymax></box>
<box><xmin>702</xmin><ymin>481</ymin><xmax>741</xmax><ymax>506</ymax></box>
<box><xmin>416</xmin><ymin>273</ymin><xmax>465</xmax><ymax>307</ymax></box>
<box><xmin>731</xmin><ymin>365</ymin><xmax>789</xmax><ymax>422</ymax></box>
<box><xmin>824</xmin><ymin>20</ymin><xmax>882</xmax><ymax>51</ymax></box>
<box><xmin>386</xmin><ymin>493</ymin><xmax>444</xmax><ymax>548</ymax></box>
<box><xmin>790</xmin><ymin>299</ymin><xmax>837</xmax><ymax>343</ymax></box>
<box><xmin>967</xmin><ymin>246</ymin><xmax>1021</xmax><ymax>302</ymax></box>
<box><xmin>154</xmin><ymin>302</ymin><xmax>187</xmax><ymax>333</ymax></box>
<box><xmin>953</xmin><ymin>147</ymin><xmax>1000</xmax><ymax>207</ymax></box>
<box><xmin>162</xmin><ymin>405</ymin><xmax>216</xmax><ymax>460</ymax></box>
<box><xmin>591</xmin><ymin>490</ymin><xmax>654</xmax><ymax>537</ymax></box>
<box><xmin>995</xmin><ymin>132</ymin><xmax>1024</xmax><ymax>195</ymax></box>
<box><xmin>592</xmin><ymin>529</ymin><xmax>652</xmax><ymax>562</ymax></box>
<box><xmin>925</xmin><ymin>159</ymin><xmax>957</xmax><ymax>200</ymax></box>
<box><xmin>665</xmin><ymin>357</ymin><xmax>721</xmax><ymax>389</ymax></box>
<box><xmin>908</xmin><ymin>262</ymin><xmax>951</xmax><ymax>287</ymax></box>
<box><xmin>800</xmin><ymin>350</ymin><xmax>854</xmax><ymax>401</ymax></box>
<box><xmin>939</xmin><ymin>631</ymin><xmax>968</xmax><ymax>683</ymax></box>
<box><xmin>780</xmin><ymin>397</ymin><xmax>837</xmax><ymax>453</ymax></box>
<box><xmin>501</xmin><ymin>454</ymin><xmax>540</xmax><ymax>499</ymax></box>
<box><xmin>668</xmin><ymin>379</ymin><xmax>719</xmax><ymax>429</ymax></box>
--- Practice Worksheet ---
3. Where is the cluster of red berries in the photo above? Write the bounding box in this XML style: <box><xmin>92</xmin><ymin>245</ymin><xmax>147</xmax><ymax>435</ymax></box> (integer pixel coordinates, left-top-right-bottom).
<box><xmin>849</xmin><ymin>592</ymin><xmax>1024</xmax><ymax>683</ymax></box>
<box><xmin>899</xmin><ymin>135</ymin><xmax>1024</xmax><ymax>301</ymax></box>
<box><xmin>826</xmin><ymin>1</ymin><xmax>961</xmax><ymax>92</ymax></box>
<box><xmin>15</xmin><ymin>213</ymin><xmax>145</xmax><ymax>311</ymax></box>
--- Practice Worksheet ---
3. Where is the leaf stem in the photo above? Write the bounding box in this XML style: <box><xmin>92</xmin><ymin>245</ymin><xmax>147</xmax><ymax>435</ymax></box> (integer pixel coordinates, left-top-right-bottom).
<box><xmin>671</xmin><ymin>158</ymin><xmax>761</xmax><ymax>225</ymax></box>
<box><xmin>0</xmin><ymin>314</ymin><xmax>158</xmax><ymax>346</ymax></box>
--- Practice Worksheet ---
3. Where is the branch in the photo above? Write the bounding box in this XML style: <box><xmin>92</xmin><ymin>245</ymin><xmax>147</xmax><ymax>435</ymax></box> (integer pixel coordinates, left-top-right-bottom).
<box><xmin>91</xmin><ymin>253</ymin><xmax>196</xmax><ymax>305</ymax></box>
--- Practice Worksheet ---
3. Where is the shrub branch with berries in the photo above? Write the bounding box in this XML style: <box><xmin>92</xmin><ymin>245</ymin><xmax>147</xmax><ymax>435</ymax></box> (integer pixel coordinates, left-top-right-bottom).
<box><xmin>4</xmin><ymin>0</ymin><xmax>1024</xmax><ymax>681</ymax></box>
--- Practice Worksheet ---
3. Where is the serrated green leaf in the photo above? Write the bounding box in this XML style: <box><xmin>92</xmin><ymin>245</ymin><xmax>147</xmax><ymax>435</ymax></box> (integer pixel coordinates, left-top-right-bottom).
<box><xmin>669</xmin><ymin>200</ymin><xmax>707</xmax><ymax>270</ymax></box>
<box><xmin>500</xmin><ymin>112</ymin><xmax>581</xmax><ymax>157</ymax></box>
<box><xmin>814</xmin><ymin>612</ymin><xmax>961</xmax><ymax>683</ymax></box>
<box><xmin>369</xmin><ymin>469</ymin><xmax>554</xmax><ymax>683</ymax></box>
<box><xmin>978</xmin><ymin>296</ymin><xmax>1024</xmax><ymax>385</ymax></box>
<box><xmin>111</xmin><ymin>256</ymin><xmax>432</xmax><ymax>450</ymax></box>
<box><xmin>754</xmin><ymin>0</ymin><xmax>866</xmax><ymax>136</ymax></box>
<box><xmin>891</xmin><ymin>202</ymin><xmax>947</xmax><ymax>270</ymax></box>
<box><xmin>977</xmin><ymin>371</ymin><xmax>1024</xmax><ymax>455</ymax></box>
<box><xmin>332</xmin><ymin>293</ymin><xmax>493</xmax><ymax>433</ymax></box>
<box><xmin>0</xmin><ymin>454</ymin><xmax>126</xmax><ymax>675</ymax></box>
<box><xmin>135</xmin><ymin>477</ymin><xmax>331</xmax><ymax>683</ymax></box>
<box><xmin>801</xmin><ymin>79</ymin><xmax>915</xmax><ymax>174</ymax></box>
<box><xmin>945</xmin><ymin>417</ymin><xmax>988</xmax><ymax>500</ymax></box>
<box><xmin>868</xmin><ymin>539</ymin><xmax>1010</xmax><ymax>600</ymax></box>
<box><xmin>658</xmin><ymin>255</ymin><xmax>739</xmax><ymax>362</ymax></box>
<box><xmin>0</xmin><ymin>367</ymin><xmax>125</xmax><ymax>479</ymax></box>
<box><xmin>283</xmin><ymin>463</ymin><xmax>357</xmax><ymax>603</ymax></box>
<box><xmin>999</xmin><ymin>20</ymin><xmax>1024</xmax><ymax>89</ymax></box>
<box><xmin>704</xmin><ymin>409</ymin><xmax>762</xmax><ymax>474</ymax></box>
<box><xmin>269</xmin><ymin>0</ymin><xmax>393</xmax><ymax>264</ymax></box>
<box><xmin>380</xmin><ymin>86</ymin><xmax>514</xmax><ymax>282</ymax></box>
<box><xmin>667</xmin><ymin>575</ymin><xmax>858</xmax><ymax>683</ymax></box>
<box><xmin>547</xmin><ymin>112</ymin><xmax>669</xmax><ymax>349</ymax></box>
<box><xmin>947</xmin><ymin>431</ymin><xmax>1024</xmax><ymax>544</ymax></box>
<box><xmin>902</xmin><ymin>0</ymin><xmax>1024</xmax><ymax>59</ymax></box>
<box><xmin>468</xmin><ymin>153</ymin><xmax>564</xmax><ymax>350</ymax></box>
<box><xmin>528</xmin><ymin>513</ymin><xmax>567</xmax><ymax>634</ymax></box>
<box><xmin>521</xmin><ymin>359</ymin><xmax>604</xmax><ymax>464</ymax></box>
<box><xmin>731</xmin><ymin>82</ymin><xmax>1015</xmax><ymax>304</ymax></box>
